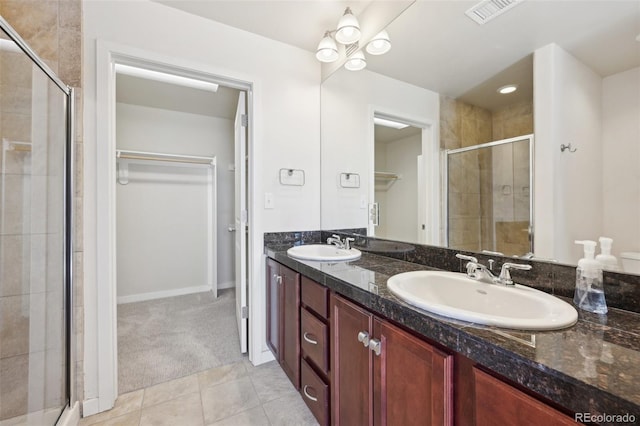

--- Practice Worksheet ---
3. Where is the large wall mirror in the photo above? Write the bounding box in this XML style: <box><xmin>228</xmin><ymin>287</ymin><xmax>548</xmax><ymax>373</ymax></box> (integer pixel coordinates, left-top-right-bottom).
<box><xmin>320</xmin><ymin>0</ymin><xmax>640</xmax><ymax>269</ymax></box>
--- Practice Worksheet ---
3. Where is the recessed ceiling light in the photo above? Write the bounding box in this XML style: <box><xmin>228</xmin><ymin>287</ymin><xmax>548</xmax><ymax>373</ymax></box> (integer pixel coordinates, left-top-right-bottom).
<box><xmin>498</xmin><ymin>84</ymin><xmax>518</xmax><ymax>94</ymax></box>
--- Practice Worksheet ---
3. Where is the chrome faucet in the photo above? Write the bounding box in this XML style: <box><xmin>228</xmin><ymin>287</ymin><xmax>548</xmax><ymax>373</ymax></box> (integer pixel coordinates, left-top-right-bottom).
<box><xmin>456</xmin><ymin>253</ymin><xmax>532</xmax><ymax>286</ymax></box>
<box><xmin>327</xmin><ymin>234</ymin><xmax>355</xmax><ymax>250</ymax></box>
<box><xmin>327</xmin><ymin>234</ymin><xmax>345</xmax><ymax>249</ymax></box>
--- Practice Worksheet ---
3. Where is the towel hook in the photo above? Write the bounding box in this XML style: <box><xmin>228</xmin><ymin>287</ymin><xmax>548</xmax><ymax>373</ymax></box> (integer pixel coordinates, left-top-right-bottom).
<box><xmin>560</xmin><ymin>143</ymin><xmax>577</xmax><ymax>153</ymax></box>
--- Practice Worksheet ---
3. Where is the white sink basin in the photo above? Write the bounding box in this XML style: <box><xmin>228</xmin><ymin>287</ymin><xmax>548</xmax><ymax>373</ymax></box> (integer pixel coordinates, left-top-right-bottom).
<box><xmin>287</xmin><ymin>244</ymin><xmax>362</xmax><ymax>262</ymax></box>
<box><xmin>387</xmin><ymin>271</ymin><xmax>578</xmax><ymax>330</ymax></box>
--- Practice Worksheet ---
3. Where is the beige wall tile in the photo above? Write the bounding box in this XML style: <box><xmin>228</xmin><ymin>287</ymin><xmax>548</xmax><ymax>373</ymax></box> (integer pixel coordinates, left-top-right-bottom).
<box><xmin>0</xmin><ymin>354</ymin><xmax>28</xmax><ymax>420</ymax></box>
<box><xmin>0</xmin><ymin>1</ymin><xmax>59</xmax><ymax>66</ymax></box>
<box><xmin>0</xmin><ymin>295</ymin><xmax>30</xmax><ymax>358</ymax></box>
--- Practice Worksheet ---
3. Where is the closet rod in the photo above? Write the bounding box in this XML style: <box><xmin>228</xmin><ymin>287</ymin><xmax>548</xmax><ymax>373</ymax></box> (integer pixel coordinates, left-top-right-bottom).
<box><xmin>116</xmin><ymin>149</ymin><xmax>215</xmax><ymax>165</ymax></box>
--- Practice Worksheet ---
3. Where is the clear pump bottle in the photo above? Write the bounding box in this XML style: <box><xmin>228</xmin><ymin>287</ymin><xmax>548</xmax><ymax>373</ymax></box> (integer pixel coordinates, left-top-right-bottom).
<box><xmin>573</xmin><ymin>240</ymin><xmax>607</xmax><ymax>314</ymax></box>
<box><xmin>595</xmin><ymin>237</ymin><xmax>619</xmax><ymax>271</ymax></box>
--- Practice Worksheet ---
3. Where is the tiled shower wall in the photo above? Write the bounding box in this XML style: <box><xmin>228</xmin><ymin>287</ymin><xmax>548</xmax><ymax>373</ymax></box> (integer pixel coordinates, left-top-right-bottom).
<box><xmin>0</xmin><ymin>0</ymin><xmax>84</xmax><ymax>411</ymax></box>
<box><xmin>440</xmin><ymin>96</ymin><xmax>533</xmax><ymax>255</ymax></box>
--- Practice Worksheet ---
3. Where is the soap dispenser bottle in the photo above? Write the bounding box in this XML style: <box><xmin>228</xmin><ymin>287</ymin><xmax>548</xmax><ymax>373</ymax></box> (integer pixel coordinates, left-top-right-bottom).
<box><xmin>595</xmin><ymin>237</ymin><xmax>619</xmax><ymax>271</ymax></box>
<box><xmin>574</xmin><ymin>240</ymin><xmax>607</xmax><ymax>314</ymax></box>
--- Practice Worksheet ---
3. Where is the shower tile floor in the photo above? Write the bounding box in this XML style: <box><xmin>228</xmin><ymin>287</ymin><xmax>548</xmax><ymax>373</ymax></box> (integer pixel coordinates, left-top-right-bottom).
<box><xmin>79</xmin><ymin>289</ymin><xmax>318</xmax><ymax>425</ymax></box>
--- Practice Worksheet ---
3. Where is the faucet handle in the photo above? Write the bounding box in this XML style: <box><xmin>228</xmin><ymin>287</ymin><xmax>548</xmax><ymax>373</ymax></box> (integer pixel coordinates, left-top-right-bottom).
<box><xmin>499</xmin><ymin>262</ymin><xmax>533</xmax><ymax>285</ymax></box>
<box><xmin>344</xmin><ymin>237</ymin><xmax>355</xmax><ymax>250</ymax></box>
<box><xmin>456</xmin><ymin>253</ymin><xmax>478</xmax><ymax>263</ymax></box>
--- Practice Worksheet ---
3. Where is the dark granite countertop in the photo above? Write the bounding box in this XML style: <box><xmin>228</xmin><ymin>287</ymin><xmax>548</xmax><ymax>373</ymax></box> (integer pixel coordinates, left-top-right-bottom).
<box><xmin>265</xmin><ymin>245</ymin><xmax>640</xmax><ymax>424</ymax></box>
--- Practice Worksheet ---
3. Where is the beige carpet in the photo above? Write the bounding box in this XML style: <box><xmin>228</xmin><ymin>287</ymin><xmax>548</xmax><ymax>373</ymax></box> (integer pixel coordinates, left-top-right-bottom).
<box><xmin>117</xmin><ymin>288</ymin><xmax>243</xmax><ymax>394</ymax></box>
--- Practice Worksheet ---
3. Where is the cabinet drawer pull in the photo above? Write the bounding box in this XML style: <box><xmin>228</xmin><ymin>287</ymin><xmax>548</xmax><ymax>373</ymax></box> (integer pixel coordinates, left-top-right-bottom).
<box><xmin>357</xmin><ymin>331</ymin><xmax>370</xmax><ymax>347</ymax></box>
<box><xmin>303</xmin><ymin>332</ymin><xmax>318</xmax><ymax>345</ymax></box>
<box><xmin>303</xmin><ymin>385</ymin><xmax>318</xmax><ymax>402</ymax></box>
<box><xmin>275</xmin><ymin>275</ymin><xmax>282</xmax><ymax>284</ymax></box>
<box><xmin>369</xmin><ymin>338</ymin><xmax>382</xmax><ymax>356</ymax></box>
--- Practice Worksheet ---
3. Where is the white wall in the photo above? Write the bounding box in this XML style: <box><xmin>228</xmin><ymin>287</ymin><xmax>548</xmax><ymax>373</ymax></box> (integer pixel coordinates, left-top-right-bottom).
<box><xmin>375</xmin><ymin>134</ymin><xmax>421</xmax><ymax>242</ymax></box>
<box><xmin>115</xmin><ymin>103</ymin><xmax>236</xmax><ymax>301</ymax></box>
<box><xmin>534</xmin><ymin>44</ymin><xmax>602</xmax><ymax>264</ymax></box>
<box><xmin>321</xmin><ymin>68</ymin><xmax>439</xmax><ymax>230</ymax></box>
<box><xmin>602</xmin><ymin>67</ymin><xmax>640</xmax><ymax>257</ymax></box>
<box><xmin>83</xmin><ymin>0</ymin><xmax>320</xmax><ymax>411</ymax></box>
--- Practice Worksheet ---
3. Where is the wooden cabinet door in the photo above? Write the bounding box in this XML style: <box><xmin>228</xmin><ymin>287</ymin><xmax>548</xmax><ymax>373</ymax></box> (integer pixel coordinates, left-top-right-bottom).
<box><xmin>373</xmin><ymin>319</ymin><xmax>453</xmax><ymax>426</ymax></box>
<box><xmin>266</xmin><ymin>258</ymin><xmax>281</xmax><ymax>361</ymax></box>
<box><xmin>281</xmin><ymin>264</ymin><xmax>301</xmax><ymax>389</ymax></box>
<box><xmin>331</xmin><ymin>295</ymin><xmax>374</xmax><ymax>426</ymax></box>
<box><xmin>474</xmin><ymin>368</ymin><xmax>576</xmax><ymax>426</ymax></box>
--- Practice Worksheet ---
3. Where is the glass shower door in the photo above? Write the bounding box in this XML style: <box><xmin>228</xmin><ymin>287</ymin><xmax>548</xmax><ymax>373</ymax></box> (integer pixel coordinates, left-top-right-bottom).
<box><xmin>446</xmin><ymin>136</ymin><xmax>533</xmax><ymax>257</ymax></box>
<box><xmin>0</xmin><ymin>24</ymin><xmax>70</xmax><ymax>425</ymax></box>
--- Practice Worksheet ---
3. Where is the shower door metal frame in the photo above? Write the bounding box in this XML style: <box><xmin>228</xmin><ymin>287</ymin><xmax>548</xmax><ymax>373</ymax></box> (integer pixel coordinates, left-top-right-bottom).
<box><xmin>443</xmin><ymin>133</ymin><xmax>534</xmax><ymax>254</ymax></box>
<box><xmin>0</xmin><ymin>14</ymin><xmax>76</xmax><ymax>420</ymax></box>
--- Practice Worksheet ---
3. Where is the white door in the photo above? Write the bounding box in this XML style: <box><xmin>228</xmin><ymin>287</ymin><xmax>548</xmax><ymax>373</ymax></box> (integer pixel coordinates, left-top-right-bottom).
<box><xmin>234</xmin><ymin>92</ymin><xmax>248</xmax><ymax>353</ymax></box>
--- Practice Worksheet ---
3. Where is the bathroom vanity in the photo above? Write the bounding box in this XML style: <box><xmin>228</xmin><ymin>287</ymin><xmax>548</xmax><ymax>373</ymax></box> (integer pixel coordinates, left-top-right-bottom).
<box><xmin>265</xmin><ymin>235</ymin><xmax>640</xmax><ymax>425</ymax></box>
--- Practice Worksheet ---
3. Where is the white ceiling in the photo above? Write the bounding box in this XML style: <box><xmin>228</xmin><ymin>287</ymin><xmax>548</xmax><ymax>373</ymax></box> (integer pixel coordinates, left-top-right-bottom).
<box><xmin>143</xmin><ymin>1</ymin><xmax>639</xmax><ymax>112</ymax></box>
<box><xmin>155</xmin><ymin>0</ymin><xmax>373</xmax><ymax>52</ymax></box>
<box><xmin>116</xmin><ymin>73</ymin><xmax>240</xmax><ymax>119</ymax></box>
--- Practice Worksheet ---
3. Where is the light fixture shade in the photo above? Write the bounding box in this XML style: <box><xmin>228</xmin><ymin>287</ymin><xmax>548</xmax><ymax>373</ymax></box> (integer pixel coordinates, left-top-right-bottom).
<box><xmin>366</xmin><ymin>30</ymin><xmax>391</xmax><ymax>55</ymax></box>
<box><xmin>316</xmin><ymin>32</ymin><xmax>339</xmax><ymax>63</ymax></box>
<box><xmin>335</xmin><ymin>7</ymin><xmax>361</xmax><ymax>44</ymax></box>
<box><xmin>344</xmin><ymin>51</ymin><xmax>366</xmax><ymax>71</ymax></box>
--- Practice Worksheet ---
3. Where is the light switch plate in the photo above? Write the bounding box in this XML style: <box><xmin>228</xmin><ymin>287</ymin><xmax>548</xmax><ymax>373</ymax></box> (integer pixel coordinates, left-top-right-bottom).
<box><xmin>265</xmin><ymin>192</ymin><xmax>275</xmax><ymax>209</ymax></box>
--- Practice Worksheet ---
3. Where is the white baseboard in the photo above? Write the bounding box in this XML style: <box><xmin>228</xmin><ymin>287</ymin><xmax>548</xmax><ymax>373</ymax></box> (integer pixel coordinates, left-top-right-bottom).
<box><xmin>250</xmin><ymin>349</ymin><xmax>276</xmax><ymax>366</ymax></box>
<box><xmin>58</xmin><ymin>401</ymin><xmax>80</xmax><ymax>426</ymax></box>
<box><xmin>81</xmin><ymin>398</ymin><xmax>100</xmax><ymax>417</ymax></box>
<box><xmin>217</xmin><ymin>280</ymin><xmax>235</xmax><ymax>290</ymax></box>
<box><xmin>117</xmin><ymin>285</ymin><xmax>213</xmax><ymax>304</ymax></box>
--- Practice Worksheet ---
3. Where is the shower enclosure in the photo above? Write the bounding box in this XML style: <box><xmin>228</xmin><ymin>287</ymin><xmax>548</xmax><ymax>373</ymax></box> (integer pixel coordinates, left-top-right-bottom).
<box><xmin>0</xmin><ymin>17</ymin><xmax>73</xmax><ymax>425</ymax></box>
<box><xmin>445</xmin><ymin>135</ymin><xmax>533</xmax><ymax>257</ymax></box>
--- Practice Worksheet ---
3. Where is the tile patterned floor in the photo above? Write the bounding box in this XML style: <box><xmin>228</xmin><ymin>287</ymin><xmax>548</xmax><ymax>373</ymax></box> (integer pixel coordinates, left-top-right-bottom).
<box><xmin>79</xmin><ymin>359</ymin><xmax>319</xmax><ymax>426</ymax></box>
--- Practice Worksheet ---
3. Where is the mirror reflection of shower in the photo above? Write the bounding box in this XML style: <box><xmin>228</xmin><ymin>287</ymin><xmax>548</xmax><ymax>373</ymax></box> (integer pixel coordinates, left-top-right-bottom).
<box><xmin>373</xmin><ymin>118</ymin><xmax>424</xmax><ymax>243</ymax></box>
<box><xmin>445</xmin><ymin>135</ymin><xmax>533</xmax><ymax>257</ymax></box>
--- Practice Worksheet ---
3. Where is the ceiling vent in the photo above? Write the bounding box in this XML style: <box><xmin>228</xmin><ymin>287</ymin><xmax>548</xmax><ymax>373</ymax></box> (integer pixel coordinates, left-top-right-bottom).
<box><xmin>465</xmin><ymin>0</ymin><xmax>524</xmax><ymax>25</ymax></box>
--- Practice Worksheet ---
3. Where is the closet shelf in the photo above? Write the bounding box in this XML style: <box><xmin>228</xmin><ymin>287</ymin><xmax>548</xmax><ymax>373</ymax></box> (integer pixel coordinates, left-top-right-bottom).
<box><xmin>375</xmin><ymin>171</ymin><xmax>400</xmax><ymax>191</ymax></box>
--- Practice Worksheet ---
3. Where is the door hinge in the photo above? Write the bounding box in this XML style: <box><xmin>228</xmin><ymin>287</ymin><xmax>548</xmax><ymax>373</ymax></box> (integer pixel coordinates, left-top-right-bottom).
<box><xmin>241</xmin><ymin>306</ymin><xmax>248</xmax><ymax>319</ymax></box>
<box><xmin>241</xmin><ymin>114</ymin><xmax>248</xmax><ymax>127</ymax></box>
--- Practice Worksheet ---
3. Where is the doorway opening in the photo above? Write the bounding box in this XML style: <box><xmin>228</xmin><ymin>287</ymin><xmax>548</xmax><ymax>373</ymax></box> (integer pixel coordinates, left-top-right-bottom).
<box><xmin>112</xmin><ymin>61</ymin><xmax>250</xmax><ymax>394</ymax></box>
<box><xmin>370</xmin><ymin>112</ymin><xmax>439</xmax><ymax>245</ymax></box>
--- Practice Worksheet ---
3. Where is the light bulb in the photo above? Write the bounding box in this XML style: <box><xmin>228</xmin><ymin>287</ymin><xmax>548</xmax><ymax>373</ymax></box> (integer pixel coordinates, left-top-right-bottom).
<box><xmin>366</xmin><ymin>30</ymin><xmax>391</xmax><ymax>55</ymax></box>
<box><xmin>344</xmin><ymin>51</ymin><xmax>366</xmax><ymax>71</ymax></box>
<box><xmin>316</xmin><ymin>32</ymin><xmax>338</xmax><ymax>63</ymax></box>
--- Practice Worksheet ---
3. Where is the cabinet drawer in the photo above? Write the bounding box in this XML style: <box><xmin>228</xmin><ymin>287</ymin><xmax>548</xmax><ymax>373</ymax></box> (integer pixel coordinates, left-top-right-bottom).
<box><xmin>301</xmin><ymin>359</ymin><xmax>330</xmax><ymax>426</ymax></box>
<box><xmin>301</xmin><ymin>308</ymin><xmax>329</xmax><ymax>374</ymax></box>
<box><xmin>301</xmin><ymin>276</ymin><xmax>329</xmax><ymax>319</ymax></box>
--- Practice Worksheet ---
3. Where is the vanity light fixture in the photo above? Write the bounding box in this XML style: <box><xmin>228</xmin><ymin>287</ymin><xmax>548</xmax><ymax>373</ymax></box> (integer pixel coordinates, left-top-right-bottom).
<box><xmin>114</xmin><ymin>63</ymin><xmax>219</xmax><ymax>92</ymax></box>
<box><xmin>315</xmin><ymin>7</ymin><xmax>392</xmax><ymax>71</ymax></box>
<box><xmin>335</xmin><ymin>7</ymin><xmax>361</xmax><ymax>44</ymax></box>
<box><xmin>498</xmin><ymin>84</ymin><xmax>518</xmax><ymax>94</ymax></box>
